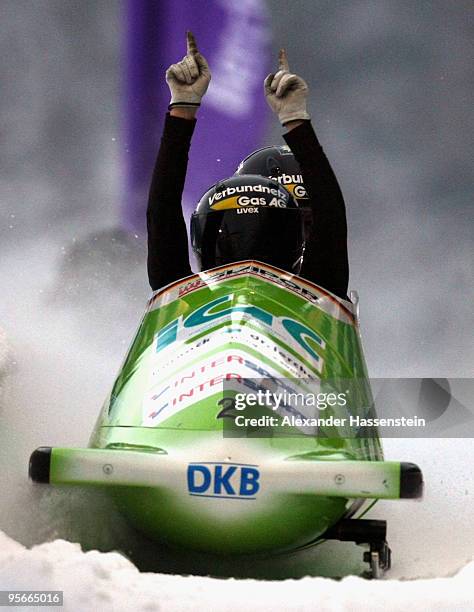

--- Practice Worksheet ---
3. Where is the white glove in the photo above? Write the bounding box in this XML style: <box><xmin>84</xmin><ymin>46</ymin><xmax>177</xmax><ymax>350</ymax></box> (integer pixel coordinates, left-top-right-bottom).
<box><xmin>264</xmin><ymin>49</ymin><xmax>310</xmax><ymax>126</ymax></box>
<box><xmin>166</xmin><ymin>31</ymin><xmax>211</xmax><ymax>109</ymax></box>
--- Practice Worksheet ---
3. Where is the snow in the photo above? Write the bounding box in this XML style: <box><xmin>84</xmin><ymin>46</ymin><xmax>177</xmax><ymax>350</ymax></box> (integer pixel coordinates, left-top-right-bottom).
<box><xmin>1</xmin><ymin>530</ymin><xmax>473</xmax><ymax>612</ymax></box>
<box><xmin>0</xmin><ymin>328</ymin><xmax>8</xmax><ymax>367</ymax></box>
<box><xmin>0</xmin><ymin>326</ymin><xmax>10</xmax><ymax>398</ymax></box>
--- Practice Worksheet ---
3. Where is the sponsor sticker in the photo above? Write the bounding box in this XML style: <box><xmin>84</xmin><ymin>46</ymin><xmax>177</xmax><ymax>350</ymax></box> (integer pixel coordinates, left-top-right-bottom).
<box><xmin>187</xmin><ymin>462</ymin><xmax>260</xmax><ymax>499</ymax></box>
<box><xmin>209</xmin><ymin>184</ymin><xmax>290</xmax><ymax>210</ymax></box>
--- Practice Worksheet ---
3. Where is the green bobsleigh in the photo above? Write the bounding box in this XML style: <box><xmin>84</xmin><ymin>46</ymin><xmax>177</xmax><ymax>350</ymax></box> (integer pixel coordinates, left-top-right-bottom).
<box><xmin>29</xmin><ymin>261</ymin><xmax>423</xmax><ymax>577</ymax></box>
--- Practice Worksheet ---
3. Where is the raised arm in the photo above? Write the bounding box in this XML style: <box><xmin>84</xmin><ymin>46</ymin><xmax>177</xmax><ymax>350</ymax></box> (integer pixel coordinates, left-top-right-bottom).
<box><xmin>264</xmin><ymin>49</ymin><xmax>349</xmax><ymax>299</ymax></box>
<box><xmin>147</xmin><ymin>32</ymin><xmax>211</xmax><ymax>291</ymax></box>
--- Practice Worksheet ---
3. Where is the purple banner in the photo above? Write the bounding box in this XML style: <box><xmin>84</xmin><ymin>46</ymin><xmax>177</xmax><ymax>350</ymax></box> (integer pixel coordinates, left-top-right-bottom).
<box><xmin>123</xmin><ymin>0</ymin><xmax>271</xmax><ymax>233</ymax></box>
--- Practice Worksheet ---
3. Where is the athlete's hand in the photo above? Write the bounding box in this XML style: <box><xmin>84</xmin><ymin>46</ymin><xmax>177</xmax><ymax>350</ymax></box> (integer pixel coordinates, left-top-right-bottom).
<box><xmin>166</xmin><ymin>31</ymin><xmax>211</xmax><ymax>109</ymax></box>
<box><xmin>264</xmin><ymin>49</ymin><xmax>310</xmax><ymax>126</ymax></box>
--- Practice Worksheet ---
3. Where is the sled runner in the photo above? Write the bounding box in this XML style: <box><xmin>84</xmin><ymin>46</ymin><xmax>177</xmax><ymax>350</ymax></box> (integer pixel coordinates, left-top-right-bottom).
<box><xmin>29</xmin><ymin>261</ymin><xmax>423</xmax><ymax>578</ymax></box>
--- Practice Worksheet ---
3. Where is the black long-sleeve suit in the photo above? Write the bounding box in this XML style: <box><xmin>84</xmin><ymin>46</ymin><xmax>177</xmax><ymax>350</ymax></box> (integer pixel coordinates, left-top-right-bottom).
<box><xmin>147</xmin><ymin>113</ymin><xmax>349</xmax><ymax>299</ymax></box>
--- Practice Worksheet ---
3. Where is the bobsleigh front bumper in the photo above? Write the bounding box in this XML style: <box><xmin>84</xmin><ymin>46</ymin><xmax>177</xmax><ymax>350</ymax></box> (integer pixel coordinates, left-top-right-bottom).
<box><xmin>29</xmin><ymin>446</ymin><xmax>423</xmax><ymax>500</ymax></box>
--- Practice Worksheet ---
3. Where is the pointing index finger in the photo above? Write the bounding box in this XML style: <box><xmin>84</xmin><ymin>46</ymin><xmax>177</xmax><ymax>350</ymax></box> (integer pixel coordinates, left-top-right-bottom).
<box><xmin>278</xmin><ymin>48</ymin><xmax>290</xmax><ymax>72</ymax></box>
<box><xmin>187</xmin><ymin>31</ymin><xmax>198</xmax><ymax>55</ymax></box>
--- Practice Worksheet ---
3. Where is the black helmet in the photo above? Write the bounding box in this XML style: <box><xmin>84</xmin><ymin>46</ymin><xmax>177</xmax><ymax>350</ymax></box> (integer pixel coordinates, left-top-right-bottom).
<box><xmin>190</xmin><ymin>175</ymin><xmax>305</xmax><ymax>274</ymax></box>
<box><xmin>235</xmin><ymin>145</ymin><xmax>309</xmax><ymax>202</ymax></box>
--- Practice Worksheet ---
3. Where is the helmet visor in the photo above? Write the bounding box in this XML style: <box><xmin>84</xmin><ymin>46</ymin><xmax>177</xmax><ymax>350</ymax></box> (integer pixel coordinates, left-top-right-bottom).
<box><xmin>191</xmin><ymin>208</ymin><xmax>305</xmax><ymax>274</ymax></box>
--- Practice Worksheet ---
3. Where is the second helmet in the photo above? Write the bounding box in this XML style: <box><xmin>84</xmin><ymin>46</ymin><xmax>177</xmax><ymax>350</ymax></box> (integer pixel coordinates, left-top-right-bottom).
<box><xmin>235</xmin><ymin>145</ymin><xmax>308</xmax><ymax>202</ymax></box>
